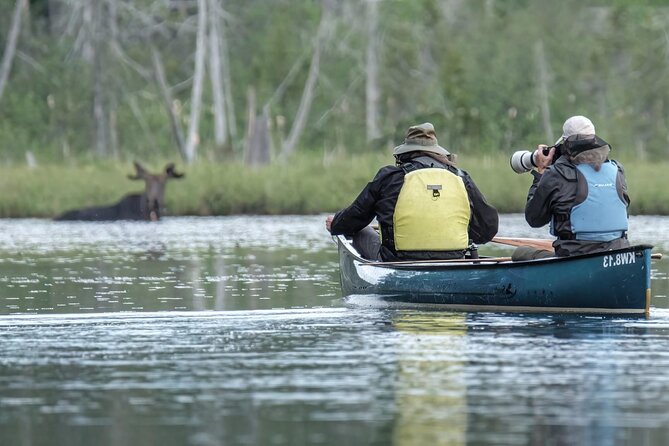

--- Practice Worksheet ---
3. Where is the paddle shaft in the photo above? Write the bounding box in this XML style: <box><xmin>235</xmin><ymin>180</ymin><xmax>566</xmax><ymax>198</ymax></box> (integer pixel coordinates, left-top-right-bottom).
<box><xmin>492</xmin><ymin>236</ymin><xmax>553</xmax><ymax>251</ymax></box>
<box><xmin>364</xmin><ymin>257</ymin><xmax>513</xmax><ymax>266</ymax></box>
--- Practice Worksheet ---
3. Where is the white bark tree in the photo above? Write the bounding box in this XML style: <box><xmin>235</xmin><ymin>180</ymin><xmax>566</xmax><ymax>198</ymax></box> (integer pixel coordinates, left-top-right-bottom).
<box><xmin>0</xmin><ymin>0</ymin><xmax>28</xmax><ymax>104</ymax></box>
<box><xmin>219</xmin><ymin>0</ymin><xmax>237</xmax><ymax>140</ymax></box>
<box><xmin>534</xmin><ymin>40</ymin><xmax>554</xmax><ymax>144</ymax></box>
<box><xmin>183</xmin><ymin>0</ymin><xmax>209</xmax><ymax>163</ymax></box>
<box><xmin>280</xmin><ymin>0</ymin><xmax>335</xmax><ymax>158</ymax></box>
<box><xmin>208</xmin><ymin>0</ymin><xmax>228</xmax><ymax>148</ymax></box>
<box><xmin>151</xmin><ymin>47</ymin><xmax>187</xmax><ymax>162</ymax></box>
<box><xmin>244</xmin><ymin>87</ymin><xmax>271</xmax><ymax>167</ymax></box>
<box><xmin>365</xmin><ymin>0</ymin><xmax>381</xmax><ymax>142</ymax></box>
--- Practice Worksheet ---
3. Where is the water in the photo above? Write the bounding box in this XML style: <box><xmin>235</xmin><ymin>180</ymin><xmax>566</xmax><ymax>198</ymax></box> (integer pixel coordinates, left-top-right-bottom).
<box><xmin>1</xmin><ymin>215</ymin><xmax>668</xmax><ymax>445</ymax></box>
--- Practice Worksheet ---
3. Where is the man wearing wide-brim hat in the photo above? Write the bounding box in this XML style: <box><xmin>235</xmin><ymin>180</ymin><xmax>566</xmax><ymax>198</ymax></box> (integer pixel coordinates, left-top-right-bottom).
<box><xmin>517</xmin><ymin>115</ymin><xmax>631</xmax><ymax>260</ymax></box>
<box><xmin>325</xmin><ymin>122</ymin><xmax>498</xmax><ymax>261</ymax></box>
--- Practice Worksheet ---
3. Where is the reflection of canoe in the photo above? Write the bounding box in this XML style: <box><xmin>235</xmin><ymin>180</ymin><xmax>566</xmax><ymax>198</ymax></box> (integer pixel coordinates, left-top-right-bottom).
<box><xmin>335</xmin><ymin>235</ymin><xmax>654</xmax><ymax>315</ymax></box>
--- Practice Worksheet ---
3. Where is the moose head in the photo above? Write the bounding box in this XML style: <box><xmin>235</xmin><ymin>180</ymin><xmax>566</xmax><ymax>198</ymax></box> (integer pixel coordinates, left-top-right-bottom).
<box><xmin>128</xmin><ymin>162</ymin><xmax>185</xmax><ymax>221</ymax></box>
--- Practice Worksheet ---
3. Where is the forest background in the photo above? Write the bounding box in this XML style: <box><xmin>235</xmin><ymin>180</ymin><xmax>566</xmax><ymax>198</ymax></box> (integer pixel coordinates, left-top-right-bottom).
<box><xmin>1</xmin><ymin>0</ymin><xmax>668</xmax><ymax>217</ymax></box>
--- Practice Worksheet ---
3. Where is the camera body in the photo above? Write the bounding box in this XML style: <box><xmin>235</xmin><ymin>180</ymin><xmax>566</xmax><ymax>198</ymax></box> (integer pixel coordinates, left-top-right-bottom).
<box><xmin>509</xmin><ymin>145</ymin><xmax>562</xmax><ymax>174</ymax></box>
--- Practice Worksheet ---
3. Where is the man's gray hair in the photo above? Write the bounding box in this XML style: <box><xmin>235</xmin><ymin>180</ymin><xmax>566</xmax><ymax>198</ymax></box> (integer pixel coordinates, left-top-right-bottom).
<box><xmin>569</xmin><ymin>146</ymin><xmax>610</xmax><ymax>171</ymax></box>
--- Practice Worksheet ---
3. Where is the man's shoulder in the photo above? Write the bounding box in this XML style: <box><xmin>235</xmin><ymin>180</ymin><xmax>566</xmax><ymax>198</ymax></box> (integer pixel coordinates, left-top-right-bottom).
<box><xmin>546</xmin><ymin>158</ymin><xmax>578</xmax><ymax>182</ymax></box>
<box><xmin>373</xmin><ymin>165</ymin><xmax>403</xmax><ymax>179</ymax></box>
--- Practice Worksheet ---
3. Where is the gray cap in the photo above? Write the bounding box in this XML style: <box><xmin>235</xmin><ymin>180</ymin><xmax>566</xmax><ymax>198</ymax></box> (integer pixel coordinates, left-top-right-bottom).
<box><xmin>555</xmin><ymin>115</ymin><xmax>596</xmax><ymax>145</ymax></box>
<box><xmin>393</xmin><ymin>122</ymin><xmax>450</xmax><ymax>156</ymax></box>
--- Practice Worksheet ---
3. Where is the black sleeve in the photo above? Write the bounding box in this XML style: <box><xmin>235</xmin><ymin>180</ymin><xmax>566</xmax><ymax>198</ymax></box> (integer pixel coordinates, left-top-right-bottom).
<box><xmin>329</xmin><ymin>167</ymin><xmax>387</xmax><ymax>236</ymax></box>
<box><xmin>524</xmin><ymin>169</ymin><xmax>558</xmax><ymax>227</ymax></box>
<box><xmin>460</xmin><ymin>170</ymin><xmax>499</xmax><ymax>244</ymax></box>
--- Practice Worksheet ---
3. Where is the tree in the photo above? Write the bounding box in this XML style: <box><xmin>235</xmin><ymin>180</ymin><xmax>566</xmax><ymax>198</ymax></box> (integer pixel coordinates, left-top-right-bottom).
<box><xmin>0</xmin><ymin>0</ymin><xmax>28</xmax><ymax>104</ymax></box>
<box><xmin>280</xmin><ymin>0</ymin><xmax>336</xmax><ymax>158</ymax></box>
<box><xmin>183</xmin><ymin>0</ymin><xmax>208</xmax><ymax>163</ymax></box>
<box><xmin>365</xmin><ymin>0</ymin><xmax>381</xmax><ymax>142</ymax></box>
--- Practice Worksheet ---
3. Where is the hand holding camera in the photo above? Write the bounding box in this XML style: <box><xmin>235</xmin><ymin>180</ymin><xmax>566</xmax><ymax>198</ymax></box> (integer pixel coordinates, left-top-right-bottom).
<box><xmin>509</xmin><ymin>144</ymin><xmax>561</xmax><ymax>174</ymax></box>
<box><xmin>534</xmin><ymin>145</ymin><xmax>555</xmax><ymax>173</ymax></box>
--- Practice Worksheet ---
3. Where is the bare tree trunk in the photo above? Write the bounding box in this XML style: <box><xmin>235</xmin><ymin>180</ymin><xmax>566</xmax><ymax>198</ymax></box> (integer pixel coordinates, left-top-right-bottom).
<box><xmin>245</xmin><ymin>87</ymin><xmax>271</xmax><ymax>167</ymax></box>
<box><xmin>184</xmin><ymin>0</ymin><xmax>208</xmax><ymax>163</ymax></box>
<box><xmin>365</xmin><ymin>0</ymin><xmax>381</xmax><ymax>142</ymax></box>
<box><xmin>92</xmin><ymin>1</ymin><xmax>108</xmax><ymax>157</ymax></box>
<box><xmin>219</xmin><ymin>0</ymin><xmax>237</xmax><ymax>140</ymax></box>
<box><xmin>534</xmin><ymin>40</ymin><xmax>554</xmax><ymax>143</ymax></box>
<box><xmin>281</xmin><ymin>0</ymin><xmax>334</xmax><ymax>158</ymax></box>
<box><xmin>208</xmin><ymin>0</ymin><xmax>227</xmax><ymax>148</ymax></box>
<box><xmin>0</xmin><ymin>0</ymin><xmax>27</xmax><ymax>103</ymax></box>
<box><xmin>93</xmin><ymin>47</ymin><xmax>108</xmax><ymax>156</ymax></box>
<box><xmin>151</xmin><ymin>47</ymin><xmax>187</xmax><ymax>161</ymax></box>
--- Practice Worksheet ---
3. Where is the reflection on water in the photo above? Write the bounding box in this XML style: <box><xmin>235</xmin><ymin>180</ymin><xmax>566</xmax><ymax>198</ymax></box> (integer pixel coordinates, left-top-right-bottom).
<box><xmin>0</xmin><ymin>215</ymin><xmax>669</xmax><ymax>445</ymax></box>
<box><xmin>3</xmin><ymin>309</ymin><xmax>669</xmax><ymax>445</ymax></box>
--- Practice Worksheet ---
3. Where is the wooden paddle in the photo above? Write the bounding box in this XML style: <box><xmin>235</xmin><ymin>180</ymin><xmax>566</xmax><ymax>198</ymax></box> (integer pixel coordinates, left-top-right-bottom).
<box><xmin>492</xmin><ymin>236</ymin><xmax>663</xmax><ymax>260</ymax></box>
<box><xmin>364</xmin><ymin>256</ymin><xmax>513</xmax><ymax>266</ymax></box>
<box><xmin>492</xmin><ymin>236</ymin><xmax>554</xmax><ymax>251</ymax></box>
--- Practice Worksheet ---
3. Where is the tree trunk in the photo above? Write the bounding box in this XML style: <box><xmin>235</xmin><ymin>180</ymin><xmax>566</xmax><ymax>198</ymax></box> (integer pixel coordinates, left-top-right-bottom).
<box><xmin>92</xmin><ymin>1</ymin><xmax>108</xmax><ymax>157</ymax></box>
<box><xmin>280</xmin><ymin>0</ymin><xmax>334</xmax><ymax>158</ymax></box>
<box><xmin>0</xmin><ymin>0</ymin><xmax>27</xmax><ymax>103</ymax></box>
<box><xmin>219</xmin><ymin>0</ymin><xmax>237</xmax><ymax>140</ymax></box>
<box><xmin>534</xmin><ymin>40</ymin><xmax>554</xmax><ymax>144</ymax></box>
<box><xmin>208</xmin><ymin>0</ymin><xmax>228</xmax><ymax>148</ymax></box>
<box><xmin>151</xmin><ymin>47</ymin><xmax>187</xmax><ymax>162</ymax></box>
<box><xmin>244</xmin><ymin>87</ymin><xmax>271</xmax><ymax>166</ymax></box>
<box><xmin>183</xmin><ymin>0</ymin><xmax>208</xmax><ymax>164</ymax></box>
<box><xmin>365</xmin><ymin>0</ymin><xmax>381</xmax><ymax>142</ymax></box>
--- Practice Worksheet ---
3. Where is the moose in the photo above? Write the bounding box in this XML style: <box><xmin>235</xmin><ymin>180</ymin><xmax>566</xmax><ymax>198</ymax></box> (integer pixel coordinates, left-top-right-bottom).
<box><xmin>55</xmin><ymin>162</ymin><xmax>184</xmax><ymax>221</ymax></box>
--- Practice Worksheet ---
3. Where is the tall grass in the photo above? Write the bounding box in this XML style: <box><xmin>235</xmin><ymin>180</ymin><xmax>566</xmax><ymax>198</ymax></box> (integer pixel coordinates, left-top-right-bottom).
<box><xmin>0</xmin><ymin>154</ymin><xmax>667</xmax><ymax>218</ymax></box>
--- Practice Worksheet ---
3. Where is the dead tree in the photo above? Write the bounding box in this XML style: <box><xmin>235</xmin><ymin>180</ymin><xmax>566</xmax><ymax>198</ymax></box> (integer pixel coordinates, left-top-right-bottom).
<box><xmin>151</xmin><ymin>47</ymin><xmax>187</xmax><ymax>162</ymax></box>
<box><xmin>244</xmin><ymin>87</ymin><xmax>271</xmax><ymax>166</ymax></box>
<box><xmin>280</xmin><ymin>0</ymin><xmax>335</xmax><ymax>159</ymax></box>
<box><xmin>0</xmin><ymin>0</ymin><xmax>28</xmax><ymax>104</ymax></box>
<box><xmin>183</xmin><ymin>0</ymin><xmax>208</xmax><ymax>163</ymax></box>
<box><xmin>365</xmin><ymin>0</ymin><xmax>381</xmax><ymax>142</ymax></box>
<box><xmin>534</xmin><ymin>40</ymin><xmax>554</xmax><ymax>144</ymax></box>
<box><xmin>208</xmin><ymin>0</ymin><xmax>228</xmax><ymax>148</ymax></box>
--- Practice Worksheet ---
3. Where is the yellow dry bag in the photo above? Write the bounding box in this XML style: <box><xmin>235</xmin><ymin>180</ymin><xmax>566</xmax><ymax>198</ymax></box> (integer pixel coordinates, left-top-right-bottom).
<box><xmin>393</xmin><ymin>168</ymin><xmax>470</xmax><ymax>251</ymax></box>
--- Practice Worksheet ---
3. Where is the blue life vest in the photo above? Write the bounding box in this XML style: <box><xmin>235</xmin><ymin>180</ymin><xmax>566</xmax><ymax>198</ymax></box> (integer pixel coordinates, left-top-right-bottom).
<box><xmin>569</xmin><ymin>162</ymin><xmax>628</xmax><ymax>241</ymax></box>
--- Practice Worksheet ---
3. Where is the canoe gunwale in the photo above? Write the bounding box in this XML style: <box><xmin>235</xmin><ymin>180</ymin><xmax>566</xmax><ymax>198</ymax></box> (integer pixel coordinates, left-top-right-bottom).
<box><xmin>335</xmin><ymin>235</ymin><xmax>654</xmax><ymax>270</ymax></box>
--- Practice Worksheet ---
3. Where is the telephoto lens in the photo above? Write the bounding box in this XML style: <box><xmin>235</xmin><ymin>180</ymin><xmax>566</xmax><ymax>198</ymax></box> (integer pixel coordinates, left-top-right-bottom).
<box><xmin>509</xmin><ymin>150</ymin><xmax>537</xmax><ymax>174</ymax></box>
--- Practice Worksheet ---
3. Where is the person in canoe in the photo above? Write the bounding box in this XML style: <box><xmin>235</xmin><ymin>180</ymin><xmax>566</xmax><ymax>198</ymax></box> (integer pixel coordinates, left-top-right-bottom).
<box><xmin>325</xmin><ymin>122</ymin><xmax>499</xmax><ymax>261</ymax></box>
<box><xmin>514</xmin><ymin>115</ymin><xmax>631</xmax><ymax>260</ymax></box>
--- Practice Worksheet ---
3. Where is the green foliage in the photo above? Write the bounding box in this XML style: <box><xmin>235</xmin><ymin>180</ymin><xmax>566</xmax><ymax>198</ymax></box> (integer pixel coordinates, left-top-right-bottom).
<box><xmin>0</xmin><ymin>1</ymin><xmax>668</xmax><ymax>166</ymax></box>
<box><xmin>1</xmin><ymin>155</ymin><xmax>667</xmax><ymax>218</ymax></box>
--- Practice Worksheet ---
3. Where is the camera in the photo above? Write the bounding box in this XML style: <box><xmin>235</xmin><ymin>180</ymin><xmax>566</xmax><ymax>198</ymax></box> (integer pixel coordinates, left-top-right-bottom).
<box><xmin>509</xmin><ymin>145</ymin><xmax>560</xmax><ymax>174</ymax></box>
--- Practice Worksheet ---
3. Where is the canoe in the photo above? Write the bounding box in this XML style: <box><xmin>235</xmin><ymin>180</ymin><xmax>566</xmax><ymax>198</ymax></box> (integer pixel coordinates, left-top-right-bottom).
<box><xmin>335</xmin><ymin>235</ymin><xmax>654</xmax><ymax>315</ymax></box>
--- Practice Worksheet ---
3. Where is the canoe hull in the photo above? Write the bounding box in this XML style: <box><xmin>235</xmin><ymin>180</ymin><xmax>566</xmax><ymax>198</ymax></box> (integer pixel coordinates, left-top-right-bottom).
<box><xmin>337</xmin><ymin>236</ymin><xmax>653</xmax><ymax>314</ymax></box>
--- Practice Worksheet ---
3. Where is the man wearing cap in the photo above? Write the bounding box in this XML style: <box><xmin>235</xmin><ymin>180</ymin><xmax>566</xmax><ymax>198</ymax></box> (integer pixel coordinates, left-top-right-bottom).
<box><xmin>325</xmin><ymin>122</ymin><xmax>498</xmax><ymax>261</ymax></box>
<box><xmin>516</xmin><ymin>115</ymin><xmax>630</xmax><ymax>260</ymax></box>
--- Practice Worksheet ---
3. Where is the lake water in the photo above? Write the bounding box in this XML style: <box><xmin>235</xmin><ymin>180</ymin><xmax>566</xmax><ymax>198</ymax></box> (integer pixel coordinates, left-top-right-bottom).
<box><xmin>1</xmin><ymin>215</ymin><xmax>668</xmax><ymax>445</ymax></box>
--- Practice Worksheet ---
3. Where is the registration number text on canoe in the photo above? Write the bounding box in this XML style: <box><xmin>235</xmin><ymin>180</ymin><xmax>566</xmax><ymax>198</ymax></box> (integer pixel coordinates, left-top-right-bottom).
<box><xmin>603</xmin><ymin>252</ymin><xmax>636</xmax><ymax>268</ymax></box>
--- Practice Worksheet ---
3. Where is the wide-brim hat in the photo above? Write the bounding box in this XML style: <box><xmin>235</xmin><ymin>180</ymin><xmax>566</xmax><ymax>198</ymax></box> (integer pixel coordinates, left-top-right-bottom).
<box><xmin>393</xmin><ymin>122</ymin><xmax>450</xmax><ymax>156</ymax></box>
<box><xmin>554</xmin><ymin>115</ymin><xmax>596</xmax><ymax>146</ymax></box>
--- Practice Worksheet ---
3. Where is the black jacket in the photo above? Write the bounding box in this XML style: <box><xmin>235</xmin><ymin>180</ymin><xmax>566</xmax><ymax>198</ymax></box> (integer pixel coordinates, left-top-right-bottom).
<box><xmin>525</xmin><ymin>153</ymin><xmax>630</xmax><ymax>256</ymax></box>
<box><xmin>330</xmin><ymin>157</ymin><xmax>499</xmax><ymax>261</ymax></box>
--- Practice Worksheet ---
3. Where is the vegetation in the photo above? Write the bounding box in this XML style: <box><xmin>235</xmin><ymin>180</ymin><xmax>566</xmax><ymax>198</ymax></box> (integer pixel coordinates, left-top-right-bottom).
<box><xmin>1</xmin><ymin>1</ymin><xmax>668</xmax><ymax>164</ymax></box>
<box><xmin>0</xmin><ymin>1</ymin><xmax>668</xmax><ymax>216</ymax></box>
<box><xmin>2</xmin><ymin>155</ymin><xmax>667</xmax><ymax>218</ymax></box>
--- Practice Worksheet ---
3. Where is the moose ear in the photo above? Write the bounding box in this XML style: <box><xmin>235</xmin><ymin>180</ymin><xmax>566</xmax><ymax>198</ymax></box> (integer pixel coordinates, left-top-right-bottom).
<box><xmin>128</xmin><ymin>161</ymin><xmax>147</xmax><ymax>180</ymax></box>
<box><xmin>165</xmin><ymin>163</ymin><xmax>184</xmax><ymax>178</ymax></box>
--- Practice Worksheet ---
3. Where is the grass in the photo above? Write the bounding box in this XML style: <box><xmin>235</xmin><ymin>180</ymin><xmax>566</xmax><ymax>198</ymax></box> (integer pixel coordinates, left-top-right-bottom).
<box><xmin>0</xmin><ymin>154</ymin><xmax>667</xmax><ymax>218</ymax></box>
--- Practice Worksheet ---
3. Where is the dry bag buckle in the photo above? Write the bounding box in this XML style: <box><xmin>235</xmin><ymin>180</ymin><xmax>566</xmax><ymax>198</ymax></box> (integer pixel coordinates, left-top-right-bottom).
<box><xmin>427</xmin><ymin>184</ymin><xmax>442</xmax><ymax>200</ymax></box>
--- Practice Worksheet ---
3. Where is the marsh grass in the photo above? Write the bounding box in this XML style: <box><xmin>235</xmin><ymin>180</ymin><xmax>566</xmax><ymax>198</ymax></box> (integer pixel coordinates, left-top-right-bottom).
<box><xmin>0</xmin><ymin>154</ymin><xmax>667</xmax><ymax>218</ymax></box>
